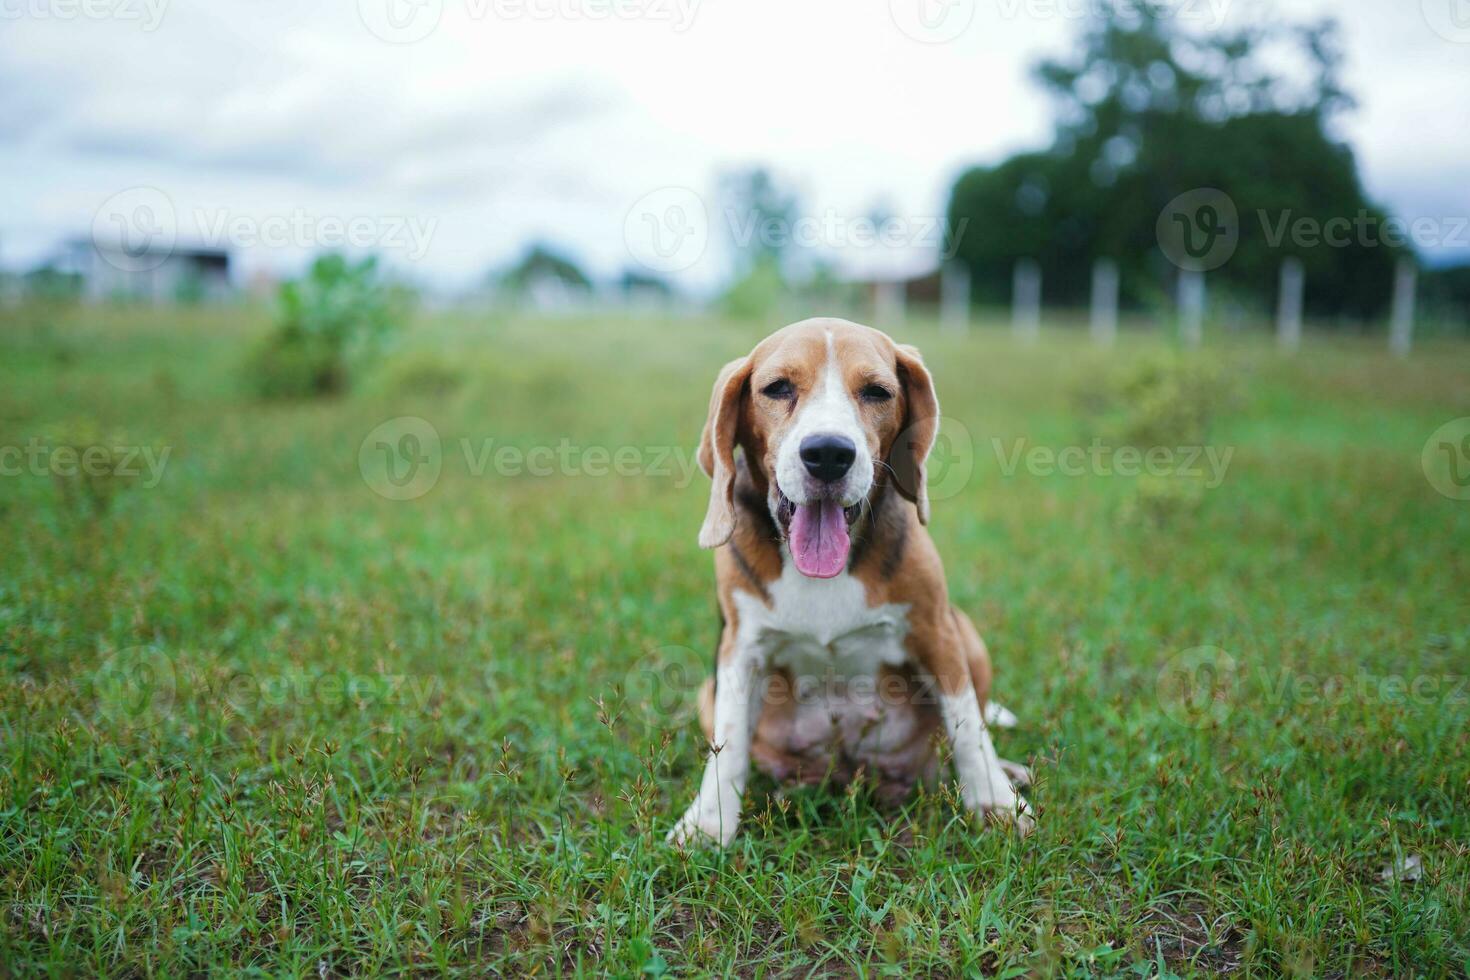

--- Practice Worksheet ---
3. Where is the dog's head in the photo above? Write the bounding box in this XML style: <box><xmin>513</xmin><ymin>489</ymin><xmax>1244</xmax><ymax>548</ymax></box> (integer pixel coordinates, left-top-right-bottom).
<box><xmin>697</xmin><ymin>317</ymin><xmax>939</xmax><ymax>578</ymax></box>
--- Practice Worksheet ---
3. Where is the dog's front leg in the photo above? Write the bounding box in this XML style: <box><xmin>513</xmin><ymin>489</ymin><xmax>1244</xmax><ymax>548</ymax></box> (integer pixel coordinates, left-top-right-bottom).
<box><xmin>668</xmin><ymin>639</ymin><xmax>764</xmax><ymax>848</ymax></box>
<box><xmin>916</xmin><ymin>630</ymin><xmax>1034</xmax><ymax>834</ymax></box>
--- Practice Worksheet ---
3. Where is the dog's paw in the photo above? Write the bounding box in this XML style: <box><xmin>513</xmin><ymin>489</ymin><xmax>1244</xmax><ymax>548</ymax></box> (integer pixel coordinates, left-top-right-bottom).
<box><xmin>996</xmin><ymin>756</ymin><xmax>1033</xmax><ymax>788</ymax></box>
<box><xmin>967</xmin><ymin>775</ymin><xmax>1035</xmax><ymax>837</ymax></box>
<box><xmin>667</xmin><ymin>805</ymin><xmax>738</xmax><ymax>849</ymax></box>
<box><xmin>979</xmin><ymin>795</ymin><xmax>1035</xmax><ymax>837</ymax></box>
<box><xmin>983</xmin><ymin>701</ymin><xmax>1019</xmax><ymax>729</ymax></box>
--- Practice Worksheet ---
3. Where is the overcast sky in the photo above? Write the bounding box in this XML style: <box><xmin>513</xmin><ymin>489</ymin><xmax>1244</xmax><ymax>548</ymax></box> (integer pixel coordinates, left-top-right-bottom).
<box><xmin>1</xmin><ymin>0</ymin><xmax>1467</xmax><ymax>290</ymax></box>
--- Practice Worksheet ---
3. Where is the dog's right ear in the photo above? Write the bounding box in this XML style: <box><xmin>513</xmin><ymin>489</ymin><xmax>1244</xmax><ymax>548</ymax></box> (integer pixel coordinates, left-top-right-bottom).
<box><xmin>697</xmin><ymin>355</ymin><xmax>751</xmax><ymax>549</ymax></box>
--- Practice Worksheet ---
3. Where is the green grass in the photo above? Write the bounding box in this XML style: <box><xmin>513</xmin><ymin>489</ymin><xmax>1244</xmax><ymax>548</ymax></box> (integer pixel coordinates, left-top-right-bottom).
<box><xmin>2</xmin><ymin>305</ymin><xmax>1468</xmax><ymax>976</ymax></box>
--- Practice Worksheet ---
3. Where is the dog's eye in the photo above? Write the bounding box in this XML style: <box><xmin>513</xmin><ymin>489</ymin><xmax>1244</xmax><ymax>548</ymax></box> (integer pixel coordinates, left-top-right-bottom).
<box><xmin>861</xmin><ymin>384</ymin><xmax>893</xmax><ymax>402</ymax></box>
<box><xmin>761</xmin><ymin>379</ymin><xmax>795</xmax><ymax>400</ymax></box>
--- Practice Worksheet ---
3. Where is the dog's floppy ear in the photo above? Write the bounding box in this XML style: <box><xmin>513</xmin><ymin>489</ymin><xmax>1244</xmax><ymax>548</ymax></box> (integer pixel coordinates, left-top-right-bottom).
<box><xmin>890</xmin><ymin>343</ymin><xmax>939</xmax><ymax>525</ymax></box>
<box><xmin>697</xmin><ymin>355</ymin><xmax>752</xmax><ymax>548</ymax></box>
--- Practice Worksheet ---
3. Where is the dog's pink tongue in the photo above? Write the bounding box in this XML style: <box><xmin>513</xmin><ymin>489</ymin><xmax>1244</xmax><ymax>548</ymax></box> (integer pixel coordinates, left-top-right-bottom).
<box><xmin>789</xmin><ymin>499</ymin><xmax>850</xmax><ymax>578</ymax></box>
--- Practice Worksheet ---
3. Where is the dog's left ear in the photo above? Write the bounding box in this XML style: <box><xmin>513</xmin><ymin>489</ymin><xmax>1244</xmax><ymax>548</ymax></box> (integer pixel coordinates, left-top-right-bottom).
<box><xmin>696</xmin><ymin>356</ymin><xmax>751</xmax><ymax>548</ymax></box>
<box><xmin>890</xmin><ymin>343</ymin><xmax>939</xmax><ymax>524</ymax></box>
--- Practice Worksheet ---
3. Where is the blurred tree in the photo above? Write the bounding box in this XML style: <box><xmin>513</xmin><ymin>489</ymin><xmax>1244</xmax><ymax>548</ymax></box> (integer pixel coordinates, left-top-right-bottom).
<box><xmin>715</xmin><ymin>167</ymin><xmax>803</xmax><ymax>319</ymax></box>
<box><xmin>1422</xmin><ymin>264</ymin><xmax>1470</xmax><ymax>335</ymax></box>
<box><xmin>618</xmin><ymin>268</ymin><xmax>672</xmax><ymax>297</ymax></box>
<box><xmin>947</xmin><ymin>8</ymin><xmax>1403</xmax><ymax>321</ymax></box>
<box><xmin>718</xmin><ymin>167</ymin><xmax>800</xmax><ymax>274</ymax></box>
<box><xmin>499</xmin><ymin>243</ymin><xmax>593</xmax><ymax>294</ymax></box>
<box><xmin>721</xmin><ymin>254</ymin><xmax>786</xmax><ymax>320</ymax></box>
<box><xmin>23</xmin><ymin>265</ymin><xmax>84</xmax><ymax>303</ymax></box>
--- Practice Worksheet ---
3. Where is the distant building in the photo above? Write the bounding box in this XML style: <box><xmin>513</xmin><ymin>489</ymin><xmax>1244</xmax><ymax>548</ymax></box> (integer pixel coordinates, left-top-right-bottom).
<box><xmin>852</xmin><ymin>269</ymin><xmax>942</xmax><ymax>308</ymax></box>
<box><xmin>62</xmin><ymin>239</ymin><xmax>233</xmax><ymax>304</ymax></box>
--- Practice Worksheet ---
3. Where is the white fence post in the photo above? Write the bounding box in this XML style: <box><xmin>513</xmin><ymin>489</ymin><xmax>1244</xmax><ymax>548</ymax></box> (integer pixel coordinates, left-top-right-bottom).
<box><xmin>1177</xmin><ymin>270</ymin><xmax>1205</xmax><ymax>348</ymax></box>
<box><xmin>1090</xmin><ymin>258</ymin><xmax>1118</xmax><ymax>347</ymax></box>
<box><xmin>1277</xmin><ymin>257</ymin><xmax>1304</xmax><ymax>352</ymax></box>
<box><xmin>874</xmin><ymin>279</ymin><xmax>905</xmax><ymax>327</ymax></box>
<box><xmin>940</xmin><ymin>262</ymin><xmax>970</xmax><ymax>336</ymax></box>
<box><xmin>1012</xmin><ymin>259</ymin><xmax>1041</xmax><ymax>342</ymax></box>
<box><xmin>1390</xmin><ymin>258</ymin><xmax>1416</xmax><ymax>357</ymax></box>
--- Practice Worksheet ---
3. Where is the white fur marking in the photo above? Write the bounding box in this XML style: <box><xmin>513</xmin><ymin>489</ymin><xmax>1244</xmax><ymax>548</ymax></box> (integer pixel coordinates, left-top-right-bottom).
<box><xmin>773</xmin><ymin>329</ymin><xmax>874</xmax><ymax>508</ymax></box>
<box><xmin>668</xmin><ymin>637</ymin><xmax>763</xmax><ymax>847</ymax></box>
<box><xmin>937</xmin><ymin>688</ymin><xmax>1032</xmax><ymax>830</ymax></box>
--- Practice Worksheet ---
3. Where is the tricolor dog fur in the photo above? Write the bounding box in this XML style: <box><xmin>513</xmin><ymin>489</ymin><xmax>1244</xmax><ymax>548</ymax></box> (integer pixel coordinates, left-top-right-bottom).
<box><xmin>669</xmin><ymin>317</ymin><xmax>1033</xmax><ymax>847</ymax></box>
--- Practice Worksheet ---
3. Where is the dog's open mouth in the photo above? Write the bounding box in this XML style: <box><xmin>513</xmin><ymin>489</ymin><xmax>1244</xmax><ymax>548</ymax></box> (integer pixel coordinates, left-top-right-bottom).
<box><xmin>775</xmin><ymin>490</ymin><xmax>860</xmax><ymax>579</ymax></box>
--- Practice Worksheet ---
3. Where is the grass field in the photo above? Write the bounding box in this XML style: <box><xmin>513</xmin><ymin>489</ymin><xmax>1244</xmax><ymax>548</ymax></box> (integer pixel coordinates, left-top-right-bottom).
<box><xmin>2</xmin><ymin>305</ymin><xmax>1468</xmax><ymax>976</ymax></box>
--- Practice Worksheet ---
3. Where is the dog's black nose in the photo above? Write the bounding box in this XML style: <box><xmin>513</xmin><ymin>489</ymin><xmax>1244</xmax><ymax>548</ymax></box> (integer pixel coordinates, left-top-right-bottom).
<box><xmin>800</xmin><ymin>434</ymin><xmax>857</xmax><ymax>483</ymax></box>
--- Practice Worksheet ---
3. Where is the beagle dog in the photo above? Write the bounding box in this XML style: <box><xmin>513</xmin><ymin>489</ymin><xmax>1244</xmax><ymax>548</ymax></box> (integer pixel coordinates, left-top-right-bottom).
<box><xmin>669</xmin><ymin>317</ymin><xmax>1033</xmax><ymax>847</ymax></box>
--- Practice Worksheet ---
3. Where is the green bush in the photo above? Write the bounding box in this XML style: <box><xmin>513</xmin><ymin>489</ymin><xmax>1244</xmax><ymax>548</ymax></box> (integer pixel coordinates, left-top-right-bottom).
<box><xmin>247</xmin><ymin>255</ymin><xmax>407</xmax><ymax>398</ymax></box>
<box><xmin>44</xmin><ymin>418</ymin><xmax>158</xmax><ymax>518</ymax></box>
<box><xmin>719</xmin><ymin>256</ymin><xmax>786</xmax><ymax>321</ymax></box>
<box><xmin>377</xmin><ymin>350</ymin><xmax>467</xmax><ymax>398</ymax></box>
<box><xmin>1076</xmin><ymin>352</ymin><xmax>1236</xmax><ymax>449</ymax></box>
<box><xmin>1074</xmin><ymin>352</ymin><xmax>1239</xmax><ymax>525</ymax></box>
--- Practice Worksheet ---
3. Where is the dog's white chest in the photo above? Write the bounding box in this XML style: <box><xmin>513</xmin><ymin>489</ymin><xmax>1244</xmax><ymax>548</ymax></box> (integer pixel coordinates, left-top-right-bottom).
<box><xmin>732</xmin><ymin>564</ymin><xmax>930</xmax><ymax>778</ymax></box>
<box><xmin>732</xmin><ymin>565</ymin><xmax>911</xmax><ymax>680</ymax></box>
